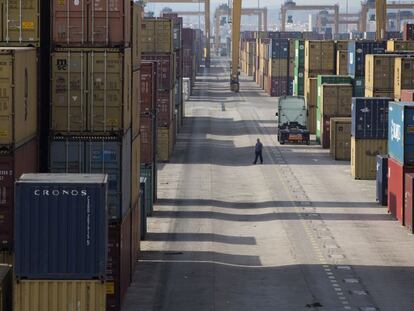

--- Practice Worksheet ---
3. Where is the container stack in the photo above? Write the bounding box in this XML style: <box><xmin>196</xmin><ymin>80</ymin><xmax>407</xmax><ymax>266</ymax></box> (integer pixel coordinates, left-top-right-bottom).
<box><xmin>183</xmin><ymin>28</ymin><xmax>197</xmax><ymax>88</ymax></box>
<box><xmin>388</xmin><ymin>102</ymin><xmax>414</xmax><ymax>227</ymax></box>
<box><xmin>240</xmin><ymin>38</ymin><xmax>256</xmax><ymax>77</ymax></box>
<box><xmin>259</xmin><ymin>38</ymin><xmax>270</xmax><ymax>90</ymax></box>
<box><xmin>293</xmin><ymin>40</ymin><xmax>305</xmax><ymax>96</ymax></box>
<box><xmin>0</xmin><ymin>2</ymin><xmax>40</xmax><ymax>265</ymax></box>
<box><xmin>351</xmin><ymin>98</ymin><xmax>390</xmax><ymax>180</ymax></box>
<box><xmin>13</xmin><ymin>174</ymin><xmax>108</xmax><ymax>310</ymax></box>
<box><xmin>141</xmin><ymin>18</ymin><xmax>176</xmax><ymax>162</ymax></box>
<box><xmin>347</xmin><ymin>41</ymin><xmax>386</xmax><ymax>97</ymax></box>
<box><xmin>266</xmin><ymin>39</ymin><xmax>289</xmax><ymax>96</ymax></box>
<box><xmin>403</xmin><ymin>24</ymin><xmax>414</xmax><ymax>41</ymax></box>
<box><xmin>48</xmin><ymin>1</ymin><xmax>142</xmax><ymax>309</ymax></box>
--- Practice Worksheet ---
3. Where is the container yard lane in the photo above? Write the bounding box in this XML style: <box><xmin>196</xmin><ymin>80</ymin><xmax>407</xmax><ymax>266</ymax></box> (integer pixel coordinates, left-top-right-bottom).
<box><xmin>123</xmin><ymin>57</ymin><xmax>414</xmax><ymax>311</ymax></box>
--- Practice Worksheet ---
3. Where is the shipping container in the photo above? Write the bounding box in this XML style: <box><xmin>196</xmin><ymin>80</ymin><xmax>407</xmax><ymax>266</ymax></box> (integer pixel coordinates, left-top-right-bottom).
<box><xmin>141</xmin><ymin>62</ymin><xmax>157</xmax><ymax>115</ymax></box>
<box><xmin>268</xmin><ymin>77</ymin><xmax>288</xmax><ymax>97</ymax></box>
<box><xmin>0</xmin><ymin>265</ymin><xmax>11</xmax><ymax>311</ymax></box>
<box><xmin>403</xmin><ymin>24</ymin><xmax>414</xmax><ymax>41</ymax></box>
<box><xmin>401</xmin><ymin>90</ymin><xmax>414</xmax><ymax>101</ymax></box>
<box><xmin>348</xmin><ymin>41</ymin><xmax>386</xmax><ymax>77</ymax></box>
<box><xmin>131</xmin><ymin>196</ymin><xmax>141</xmax><ymax>272</ymax></box>
<box><xmin>0</xmin><ymin>251</ymin><xmax>12</xmax><ymax>265</ymax></box>
<box><xmin>158</xmin><ymin>124</ymin><xmax>174</xmax><ymax>162</ymax></box>
<box><xmin>14</xmin><ymin>174</ymin><xmax>108</xmax><ymax>280</ymax></box>
<box><xmin>336</xmin><ymin>50</ymin><xmax>348</xmax><ymax>75</ymax></box>
<box><xmin>388</xmin><ymin>102</ymin><xmax>414</xmax><ymax>166</ymax></box>
<box><xmin>394</xmin><ymin>57</ymin><xmax>414</xmax><ymax>100</ymax></box>
<box><xmin>388</xmin><ymin>157</ymin><xmax>414</xmax><ymax>223</ymax></box>
<box><xmin>304</xmin><ymin>41</ymin><xmax>335</xmax><ymax>73</ymax></box>
<box><xmin>353</xmin><ymin>77</ymin><xmax>365</xmax><ymax>97</ymax></box>
<box><xmin>140</xmin><ymin>178</ymin><xmax>147</xmax><ymax>240</ymax></box>
<box><xmin>0</xmin><ymin>138</ymin><xmax>38</xmax><ymax>250</ymax></box>
<box><xmin>131</xmin><ymin>135</ymin><xmax>141</xmax><ymax>214</ymax></box>
<box><xmin>131</xmin><ymin>3</ymin><xmax>143</xmax><ymax>70</ymax></box>
<box><xmin>140</xmin><ymin>116</ymin><xmax>157</xmax><ymax>165</ymax></box>
<box><xmin>330</xmin><ymin>118</ymin><xmax>351</xmax><ymax>160</ymax></box>
<box><xmin>51</xmin><ymin>48</ymin><xmax>132</xmax><ymax>135</ymax></box>
<box><xmin>142</xmin><ymin>54</ymin><xmax>175</xmax><ymax>91</ymax></box>
<box><xmin>316</xmin><ymin>75</ymin><xmax>353</xmax><ymax>116</ymax></box>
<box><xmin>351</xmin><ymin>98</ymin><xmax>390</xmax><ymax>139</ymax></box>
<box><xmin>107</xmin><ymin>209</ymin><xmax>132</xmax><ymax>311</ymax></box>
<box><xmin>376</xmin><ymin>155</ymin><xmax>388</xmax><ymax>206</ymax></box>
<box><xmin>269</xmin><ymin>39</ymin><xmax>289</xmax><ymax>59</ymax></box>
<box><xmin>141</xmin><ymin>164</ymin><xmax>155</xmax><ymax>213</ymax></box>
<box><xmin>387</xmin><ymin>40</ymin><xmax>414</xmax><ymax>52</ymax></box>
<box><xmin>364</xmin><ymin>89</ymin><xmax>395</xmax><ymax>98</ymax></box>
<box><xmin>161</xmin><ymin>15</ymin><xmax>183</xmax><ymax>51</ymax></box>
<box><xmin>405</xmin><ymin>173</ymin><xmax>414</xmax><ymax>232</ymax></box>
<box><xmin>156</xmin><ymin>90</ymin><xmax>174</xmax><ymax>127</ymax></box>
<box><xmin>305</xmin><ymin>77</ymin><xmax>317</xmax><ymax>134</ymax></box>
<box><xmin>335</xmin><ymin>40</ymin><xmax>348</xmax><ymax>52</ymax></box>
<box><xmin>0</xmin><ymin>48</ymin><xmax>38</xmax><ymax>147</ymax></box>
<box><xmin>365</xmin><ymin>54</ymin><xmax>396</xmax><ymax>93</ymax></box>
<box><xmin>141</xmin><ymin>19</ymin><xmax>174</xmax><ymax>53</ymax></box>
<box><xmin>0</xmin><ymin>0</ymin><xmax>39</xmax><ymax>45</ymax></box>
<box><xmin>132</xmin><ymin>69</ymin><xmax>141</xmax><ymax>139</ymax></box>
<box><xmin>351</xmin><ymin>138</ymin><xmax>388</xmax><ymax>180</ymax></box>
<box><xmin>14</xmin><ymin>280</ymin><xmax>106</xmax><ymax>311</ymax></box>
<box><xmin>50</xmin><ymin>132</ymin><xmax>131</xmax><ymax>220</ymax></box>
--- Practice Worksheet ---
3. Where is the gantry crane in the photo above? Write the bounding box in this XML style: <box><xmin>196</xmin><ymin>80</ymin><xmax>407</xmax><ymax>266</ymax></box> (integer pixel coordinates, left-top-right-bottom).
<box><xmin>214</xmin><ymin>7</ymin><xmax>268</xmax><ymax>52</ymax></box>
<box><xmin>280</xmin><ymin>2</ymin><xmax>340</xmax><ymax>33</ymax></box>
<box><xmin>230</xmin><ymin>0</ymin><xmax>242</xmax><ymax>92</ymax></box>
<box><xmin>316</xmin><ymin>13</ymin><xmax>361</xmax><ymax>32</ymax></box>
<box><xmin>146</xmin><ymin>0</ymin><xmax>211</xmax><ymax>68</ymax></box>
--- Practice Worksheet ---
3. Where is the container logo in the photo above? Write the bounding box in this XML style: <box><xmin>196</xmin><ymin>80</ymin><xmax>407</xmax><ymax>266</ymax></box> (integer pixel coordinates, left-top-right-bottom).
<box><xmin>390</xmin><ymin>119</ymin><xmax>402</xmax><ymax>142</ymax></box>
<box><xmin>33</xmin><ymin>189</ymin><xmax>88</xmax><ymax>196</ymax></box>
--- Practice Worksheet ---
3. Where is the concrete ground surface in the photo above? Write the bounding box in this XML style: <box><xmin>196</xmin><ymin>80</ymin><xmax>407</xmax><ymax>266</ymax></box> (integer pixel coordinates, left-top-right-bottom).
<box><xmin>122</xmin><ymin>58</ymin><xmax>414</xmax><ymax>311</ymax></box>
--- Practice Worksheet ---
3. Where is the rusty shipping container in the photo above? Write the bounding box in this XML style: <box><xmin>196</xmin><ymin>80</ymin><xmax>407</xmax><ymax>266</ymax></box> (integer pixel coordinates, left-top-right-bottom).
<box><xmin>107</xmin><ymin>209</ymin><xmax>132</xmax><ymax>311</ymax></box>
<box><xmin>330</xmin><ymin>117</ymin><xmax>351</xmax><ymax>161</ymax></box>
<box><xmin>51</xmin><ymin>48</ymin><xmax>132</xmax><ymax>135</ymax></box>
<box><xmin>0</xmin><ymin>48</ymin><xmax>37</xmax><ymax>147</ymax></box>
<box><xmin>156</xmin><ymin>90</ymin><xmax>174</xmax><ymax>127</ymax></box>
<box><xmin>141</xmin><ymin>19</ymin><xmax>174</xmax><ymax>53</ymax></box>
<box><xmin>394</xmin><ymin>57</ymin><xmax>414</xmax><ymax>100</ymax></box>
<box><xmin>14</xmin><ymin>280</ymin><xmax>106</xmax><ymax>311</ymax></box>
<box><xmin>351</xmin><ymin>138</ymin><xmax>388</xmax><ymax>180</ymax></box>
<box><xmin>51</xmin><ymin>0</ymin><xmax>131</xmax><ymax>46</ymax></box>
<box><xmin>0</xmin><ymin>138</ymin><xmax>38</xmax><ymax>251</ymax></box>
<box><xmin>140</xmin><ymin>62</ymin><xmax>157</xmax><ymax>114</ymax></box>
<box><xmin>0</xmin><ymin>265</ymin><xmax>11</xmax><ymax>311</ymax></box>
<box><xmin>132</xmin><ymin>69</ymin><xmax>141</xmax><ymax>139</ymax></box>
<box><xmin>49</xmin><ymin>130</ymin><xmax>131</xmax><ymax>221</ymax></box>
<box><xmin>0</xmin><ymin>0</ymin><xmax>39</xmax><ymax>45</ymax></box>
<box><xmin>142</xmin><ymin>54</ymin><xmax>175</xmax><ymax>91</ymax></box>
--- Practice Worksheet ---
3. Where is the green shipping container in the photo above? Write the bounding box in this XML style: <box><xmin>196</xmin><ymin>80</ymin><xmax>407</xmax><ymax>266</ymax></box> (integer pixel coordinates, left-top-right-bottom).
<box><xmin>141</xmin><ymin>165</ymin><xmax>155</xmax><ymax>216</ymax></box>
<box><xmin>293</xmin><ymin>40</ymin><xmax>305</xmax><ymax>95</ymax></box>
<box><xmin>316</xmin><ymin>75</ymin><xmax>353</xmax><ymax>141</ymax></box>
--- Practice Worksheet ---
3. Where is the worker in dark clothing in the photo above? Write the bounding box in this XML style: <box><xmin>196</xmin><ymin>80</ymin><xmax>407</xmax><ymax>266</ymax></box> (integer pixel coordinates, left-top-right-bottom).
<box><xmin>253</xmin><ymin>138</ymin><xmax>263</xmax><ymax>164</ymax></box>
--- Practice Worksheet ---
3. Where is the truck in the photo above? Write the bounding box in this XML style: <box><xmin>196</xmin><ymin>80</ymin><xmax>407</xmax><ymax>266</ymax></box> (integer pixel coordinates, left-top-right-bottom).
<box><xmin>276</xmin><ymin>96</ymin><xmax>310</xmax><ymax>145</ymax></box>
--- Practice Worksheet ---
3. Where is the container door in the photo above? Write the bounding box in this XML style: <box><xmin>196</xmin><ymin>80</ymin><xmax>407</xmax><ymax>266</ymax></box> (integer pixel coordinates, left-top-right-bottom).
<box><xmin>404</xmin><ymin>108</ymin><xmax>414</xmax><ymax>165</ymax></box>
<box><xmin>86</xmin><ymin>139</ymin><xmax>121</xmax><ymax>220</ymax></box>
<box><xmin>49</xmin><ymin>139</ymin><xmax>86</xmax><ymax>173</ymax></box>
<box><xmin>0</xmin><ymin>53</ymin><xmax>13</xmax><ymax>145</ymax></box>
<box><xmin>51</xmin><ymin>51</ymin><xmax>87</xmax><ymax>133</ymax></box>
<box><xmin>52</xmin><ymin>0</ymin><xmax>86</xmax><ymax>45</ymax></box>
<box><xmin>4</xmin><ymin>0</ymin><xmax>39</xmax><ymax>43</ymax></box>
<box><xmin>0</xmin><ymin>155</ymin><xmax>14</xmax><ymax>249</ymax></box>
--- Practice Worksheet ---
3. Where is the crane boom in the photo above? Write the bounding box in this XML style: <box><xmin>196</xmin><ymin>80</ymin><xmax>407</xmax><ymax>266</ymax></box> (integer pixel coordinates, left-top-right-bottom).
<box><xmin>230</xmin><ymin>0</ymin><xmax>242</xmax><ymax>92</ymax></box>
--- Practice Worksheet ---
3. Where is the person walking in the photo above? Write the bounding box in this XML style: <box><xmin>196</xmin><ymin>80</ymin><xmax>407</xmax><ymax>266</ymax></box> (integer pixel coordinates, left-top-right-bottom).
<box><xmin>253</xmin><ymin>138</ymin><xmax>263</xmax><ymax>164</ymax></box>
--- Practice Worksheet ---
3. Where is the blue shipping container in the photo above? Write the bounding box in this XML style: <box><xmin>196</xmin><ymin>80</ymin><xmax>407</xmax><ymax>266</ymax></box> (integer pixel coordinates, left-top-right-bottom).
<box><xmin>269</xmin><ymin>39</ymin><xmax>289</xmax><ymax>59</ymax></box>
<box><xmin>351</xmin><ymin>97</ymin><xmax>391</xmax><ymax>139</ymax></box>
<box><xmin>14</xmin><ymin>174</ymin><xmax>108</xmax><ymax>279</ymax></box>
<box><xmin>348</xmin><ymin>41</ymin><xmax>386</xmax><ymax>77</ymax></box>
<box><xmin>50</xmin><ymin>130</ymin><xmax>132</xmax><ymax>220</ymax></box>
<box><xmin>388</xmin><ymin>102</ymin><xmax>414</xmax><ymax>165</ymax></box>
<box><xmin>376</xmin><ymin>155</ymin><xmax>388</xmax><ymax>206</ymax></box>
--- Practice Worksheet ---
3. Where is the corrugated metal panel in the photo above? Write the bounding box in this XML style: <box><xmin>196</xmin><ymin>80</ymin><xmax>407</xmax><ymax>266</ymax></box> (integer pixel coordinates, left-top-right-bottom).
<box><xmin>365</xmin><ymin>54</ymin><xmax>396</xmax><ymax>92</ymax></box>
<box><xmin>0</xmin><ymin>264</ymin><xmax>11</xmax><ymax>311</ymax></box>
<box><xmin>304</xmin><ymin>40</ymin><xmax>335</xmax><ymax>73</ymax></box>
<box><xmin>330</xmin><ymin>118</ymin><xmax>351</xmax><ymax>160</ymax></box>
<box><xmin>351</xmin><ymin>138</ymin><xmax>387</xmax><ymax>180</ymax></box>
<box><xmin>394</xmin><ymin>57</ymin><xmax>414</xmax><ymax>100</ymax></box>
<box><xmin>51</xmin><ymin>48</ymin><xmax>132</xmax><ymax>135</ymax></box>
<box><xmin>0</xmin><ymin>48</ymin><xmax>37</xmax><ymax>147</ymax></box>
<box><xmin>305</xmin><ymin>77</ymin><xmax>317</xmax><ymax>134</ymax></box>
<box><xmin>13</xmin><ymin>280</ymin><xmax>106</xmax><ymax>311</ymax></box>
<box><xmin>49</xmin><ymin>131</ymin><xmax>132</xmax><ymax>220</ymax></box>
<box><xmin>141</xmin><ymin>54</ymin><xmax>174</xmax><ymax>91</ymax></box>
<box><xmin>140</xmin><ymin>165</ymin><xmax>154</xmax><ymax>216</ymax></box>
<box><xmin>131</xmin><ymin>135</ymin><xmax>141</xmax><ymax>212</ymax></box>
<box><xmin>141</xmin><ymin>19</ymin><xmax>174</xmax><ymax>53</ymax></box>
<box><xmin>132</xmin><ymin>69</ymin><xmax>141</xmax><ymax>139</ymax></box>
<box><xmin>376</xmin><ymin>155</ymin><xmax>388</xmax><ymax>206</ymax></box>
<box><xmin>14</xmin><ymin>174</ymin><xmax>108</xmax><ymax>279</ymax></box>
<box><xmin>131</xmin><ymin>3</ymin><xmax>143</xmax><ymax>70</ymax></box>
<box><xmin>0</xmin><ymin>1</ymin><xmax>39</xmax><ymax>45</ymax></box>
<box><xmin>157</xmin><ymin>125</ymin><xmax>174</xmax><ymax>162</ymax></box>
<box><xmin>52</xmin><ymin>0</ymin><xmax>131</xmax><ymax>47</ymax></box>
<box><xmin>388</xmin><ymin>102</ymin><xmax>414</xmax><ymax>166</ymax></box>
<box><xmin>336</xmin><ymin>51</ymin><xmax>348</xmax><ymax>75</ymax></box>
<box><xmin>348</xmin><ymin>41</ymin><xmax>386</xmax><ymax>77</ymax></box>
<box><xmin>131</xmin><ymin>197</ymin><xmax>141</xmax><ymax>271</ymax></box>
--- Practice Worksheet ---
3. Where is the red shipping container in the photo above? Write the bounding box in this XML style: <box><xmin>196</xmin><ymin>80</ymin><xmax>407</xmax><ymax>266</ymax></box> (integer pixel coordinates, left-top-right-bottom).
<box><xmin>403</xmin><ymin>24</ymin><xmax>414</xmax><ymax>41</ymax></box>
<box><xmin>400</xmin><ymin>90</ymin><xmax>414</xmax><ymax>101</ymax></box>
<box><xmin>130</xmin><ymin>197</ymin><xmax>141</xmax><ymax>272</ymax></box>
<box><xmin>388</xmin><ymin>157</ymin><xmax>414</xmax><ymax>224</ymax></box>
<box><xmin>0</xmin><ymin>138</ymin><xmax>38</xmax><ymax>250</ymax></box>
<box><xmin>140</xmin><ymin>62</ymin><xmax>157</xmax><ymax>114</ymax></box>
<box><xmin>140</xmin><ymin>117</ymin><xmax>156</xmax><ymax>164</ymax></box>
<box><xmin>404</xmin><ymin>173</ymin><xmax>414</xmax><ymax>233</ymax></box>
<box><xmin>157</xmin><ymin>90</ymin><xmax>173</xmax><ymax>127</ymax></box>
<box><xmin>269</xmin><ymin>77</ymin><xmax>288</xmax><ymax>97</ymax></box>
<box><xmin>51</xmin><ymin>0</ymin><xmax>131</xmax><ymax>46</ymax></box>
<box><xmin>142</xmin><ymin>54</ymin><xmax>174</xmax><ymax>91</ymax></box>
<box><xmin>107</xmin><ymin>210</ymin><xmax>132</xmax><ymax>311</ymax></box>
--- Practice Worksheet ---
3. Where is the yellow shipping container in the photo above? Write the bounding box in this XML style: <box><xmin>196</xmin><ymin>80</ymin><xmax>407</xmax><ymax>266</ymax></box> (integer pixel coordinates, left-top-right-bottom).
<box><xmin>351</xmin><ymin>138</ymin><xmax>387</xmax><ymax>180</ymax></box>
<box><xmin>269</xmin><ymin>59</ymin><xmax>288</xmax><ymax>77</ymax></box>
<box><xmin>320</xmin><ymin>84</ymin><xmax>353</xmax><ymax>117</ymax></box>
<box><xmin>364</xmin><ymin>89</ymin><xmax>395</xmax><ymax>98</ymax></box>
<box><xmin>387</xmin><ymin>40</ymin><xmax>414</xmax><ymax>52</ymax></box>
<box><xmin>0</xmin><ymin>265</ymin><xmax>12</xmax><ymax>311</ymax></box>
<box><xmin>336</xmin><ymin>50</ymin><xmax>348</xmax><ymax>75</ymax></box>
<box><xmin>141</xmin><ymin>19</ymin><xmax>174</xmax><ymax>53</ymax></box>
<box><xmin>304</xmin><ymin>40</ymin><xmax>336</xmax><ymax>73</ymax></box>
<box><xmin>394</xmin><ymin>57</ymin><xmax>414</xmax><ymax>100</ymax></box>
<box><xmin>305</xmin><ymin>77</ymin><xmax>318</xmax><ymax>134</ymax></box>
<box><xmin>330</xmin><ymin>117</ymin><xmax>351</xmax><ymax>161</ymax></box>
<box><xmin>14</xmin><ymin>280</ymin><xmax>106</xmax><ymax>311</ymax></box>
<box><xmin>157</xmin><ymin>124</ymin><xmax>174</xmax><ymax>162</ymax></box>
<box><xmin>0</xmin><ymin>48</ymin><xmax>38</xmax><ymax>147</ymax></box>
<box><xmin>335</xmin><ymin>40</ymin><xmax>349</xmax><ymax>52</ymax></box>
<box><xmin>365</xmin><ymin>54</ymin><xmax>396</xmax><ymax>92</ymax></box>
